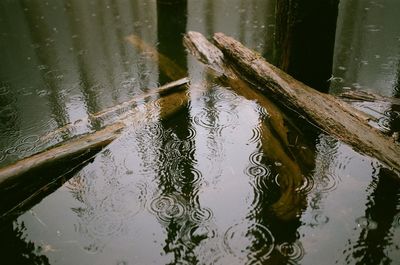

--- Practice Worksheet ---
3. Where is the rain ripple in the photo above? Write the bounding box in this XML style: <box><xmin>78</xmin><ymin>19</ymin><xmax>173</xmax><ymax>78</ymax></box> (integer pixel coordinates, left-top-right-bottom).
<box><xmin>393</xmin><ymin>213</ymin><xmax>400</xmax><ymax>228</ymax></box>
<box><xmin>175</xmin><ymin>167</ymin><xmax>203</xmax><ymax>187</ymax></box>
<box><xmin>193</xmin><ymin>108</ymin><xmax>239</xmax><ymax>135</ymax></box>
<box><xmin>294</xmin><ymin>174</ymin><xmax>315</xmax><ymax>194</ymax></box>
<box><xmin>356</xmin><ymin>216</ymin><xmax>378</xmax><ymax>230</ymax></box>
<box><xmin>223</xmin><ymin>222</ymin><xmax>275</xmax><ymax>262</ymax></box>
<box><xmin>87</xmin><ymin>214</ymin><xmax>124</xmax><ymax>237</ymax></box>
<box><xmin>248</xmin><ymin>126</ymin><xmax>262</xmax><ymax>144</ymax></box>
<box><xmin>100</xmin><ymin>187</ymin><xmax>144</xmax><ymax>218</ymax></box>
<box><xmin>181</xmin><ymin>222</ymin><xmax>217</xmax><ymax>248</ymax></box>
<box><xmin>315</xmin><ymin>172</ymin><xmax>341</xmax><ymax>193</ymax></box>
<box><xmin>149</xmin><ymin>195</ymin><xmax>186</xmax><ymax>223</ymax></box>
<box><xmin>277</xmin><ymin>241</ymin><xmax>305</xmax><ymax>261</ymax></box>
<box><xmin>190</xmin><ymin>207</ymin><xmax>213</xmax><ymax>223</ymax></box>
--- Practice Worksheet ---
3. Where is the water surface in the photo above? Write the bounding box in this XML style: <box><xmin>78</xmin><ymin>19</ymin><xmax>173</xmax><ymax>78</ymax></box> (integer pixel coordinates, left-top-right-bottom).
<box><xmin>0</xmin><ymin>0</ymin><xmax>399</xmax><ymax>265</ymax></box>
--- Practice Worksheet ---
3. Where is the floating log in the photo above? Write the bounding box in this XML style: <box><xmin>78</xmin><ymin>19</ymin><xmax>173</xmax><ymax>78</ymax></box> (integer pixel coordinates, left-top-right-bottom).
<box><xmin>90</xmin><ymin>76</ymin><xmax>190</xmax><ymax>124</ymax></box>
<box><xmin>0</xmin><ymin>87</ymin><xmax>189</xmax><ymax>187</ymax></box>
<box><xmin>39</xmin><ymin>77</ymin><xmax>190</xmax><ymax>145</ymax></box>
<box><xmin>188</xmin><ymin>31</ymin><xmax>400</xmax><ymax>173</ymax></box>
<box><xmin>1</xmin><ymin>33</ymin><xmax>191</xmax><ymax>220</ymax></box>
<box><xmin>184</xmin><ymin>31</ymin><xmax>314</xmax><ymax>220</ymax></box>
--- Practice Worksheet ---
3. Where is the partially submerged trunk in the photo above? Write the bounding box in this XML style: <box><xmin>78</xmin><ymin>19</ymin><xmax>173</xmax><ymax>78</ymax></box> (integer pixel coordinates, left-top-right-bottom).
<box><xmin>185</xmin><ymin>31</ymin><xmax>400</xmax><ymax>176</ymax></box>
<box><xmin>0</xmin><ymin>80</ymin><xmax>189</xmax><ymax>220</ymax></box>
<box><xmin>184</xmin><ymin>31</ymin><xmax>316</xmax><ymax>220</ymax></box>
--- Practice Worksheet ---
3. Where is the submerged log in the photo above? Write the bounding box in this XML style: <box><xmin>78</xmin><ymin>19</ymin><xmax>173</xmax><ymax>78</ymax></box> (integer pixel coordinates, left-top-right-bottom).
<box><xmin>125</xmin><ymin>34</ymin><xmax>186</xmax><ymax>81</ymax></box>
<box><xmin>187</xmin><ymin>31</ymin><xmax>400</xmax><ymax>174</ymax></box>
<box><xmin>340</xmin><ymin>90</ymin><xmax>400</xmax><ymax>106</ymax></box>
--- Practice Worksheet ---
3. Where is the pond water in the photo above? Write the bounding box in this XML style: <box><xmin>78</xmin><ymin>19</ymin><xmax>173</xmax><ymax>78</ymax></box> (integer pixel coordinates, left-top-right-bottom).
<box><xmin>1</xmin><ymin>0</ymin><xmax>400</xmax><ymax>264</ymax></box>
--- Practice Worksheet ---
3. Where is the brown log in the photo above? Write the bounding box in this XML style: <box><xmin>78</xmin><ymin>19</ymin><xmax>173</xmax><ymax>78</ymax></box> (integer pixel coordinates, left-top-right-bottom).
<box><xmin>0</xmin><ymin>87</ymin><xmax>189</xmax><ymax>188</ymax></box>
<box><xmin>184</xmin><ymin>31</ymin><xmax>313</xmax><ymax>220</ymax></box>
<box><xmin>208</xmin><ymin>31</ymin><xmax>400</xmax><ymax>173</ymax></box>
<box><xmin>0</xmin><ymin>123</ymin><xmax>124</xmax><ymax>187</ymax></box>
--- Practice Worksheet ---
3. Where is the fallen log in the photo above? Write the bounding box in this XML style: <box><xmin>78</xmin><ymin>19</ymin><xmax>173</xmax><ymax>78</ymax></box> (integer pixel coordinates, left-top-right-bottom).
<box><xmin>184</xmin><ymin>31</ymin><xmax>315</xmax><ymax>220</ymax></box>
<box><xmin>39</xmin><ymin>77</ymin><xmax>190</xmax><ymax>145</ymax></box>
<box><xmin>0</xmin><ymin>87</ymin><xmax>189</xmax><ymax>187</ymax></box>
<box><xmin>185</xmin><ymin>31</ymin><xmax>400</xmax><ymax>175</ymax></box>
<box><xmin>0</xmin><ymin>33</ymin><xmax>192</xmax><ymax>220</ymax></box>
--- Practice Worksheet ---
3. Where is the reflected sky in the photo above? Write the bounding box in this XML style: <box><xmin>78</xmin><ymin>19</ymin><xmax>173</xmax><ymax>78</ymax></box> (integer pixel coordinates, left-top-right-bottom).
<box><xmin>0</xmin><ymin>0</ymin><xmax>400</xmax><ymax>265</ymax></box>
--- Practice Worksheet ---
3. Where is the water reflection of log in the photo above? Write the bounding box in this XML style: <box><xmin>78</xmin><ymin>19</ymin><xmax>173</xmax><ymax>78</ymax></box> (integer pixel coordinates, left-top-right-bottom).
<box><xmin>184</xmin><ymin>31</ymin><xmax>314</xmax><ymax>220</ymax></box>
<box><xmin>208</xmin><ymin>32</ymin><xmax>400</xmax><ymax>173</ymax></box>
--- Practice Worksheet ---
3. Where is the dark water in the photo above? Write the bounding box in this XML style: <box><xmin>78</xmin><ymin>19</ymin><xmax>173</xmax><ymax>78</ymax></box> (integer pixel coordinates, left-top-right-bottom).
<box><xmin>0</xmin><ymin>0</ymin><xmax>400</xmax><ymax>264</ymax></box>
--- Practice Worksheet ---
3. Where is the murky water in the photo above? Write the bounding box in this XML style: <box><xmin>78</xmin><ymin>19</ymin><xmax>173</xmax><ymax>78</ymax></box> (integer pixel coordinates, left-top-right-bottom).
<box><xmin>1</xmin><ymin>0</ymin><xmax>400</xmax><ymax>264</ymax></box>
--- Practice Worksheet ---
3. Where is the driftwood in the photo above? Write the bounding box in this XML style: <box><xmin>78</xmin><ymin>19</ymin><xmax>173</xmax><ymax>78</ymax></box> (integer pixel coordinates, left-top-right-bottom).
<box><xmin>184</xmin><ymin>31</ymin><xmax>316</xmax><ymax>220</ymax></box>
<box><xmin>185</xmin><ymin>31</ymin><xmax>400</xmax><ymax>176</ymax></box>
<box><xmin>39</xmin><ymin>77</ymin><xmax>189</xmax><ymax>144</ymax></box>
<box><xmin>0</xmin><ymin>85</ymin><xmax>189</xmax><ymax>188</ymax></box>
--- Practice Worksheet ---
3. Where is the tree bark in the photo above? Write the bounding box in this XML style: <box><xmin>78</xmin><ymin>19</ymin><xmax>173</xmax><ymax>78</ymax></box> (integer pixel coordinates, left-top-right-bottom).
<box><xmin>185</xmin><ymin>31</ymin><xmax>400</xmax><ymax>175</ymax></box>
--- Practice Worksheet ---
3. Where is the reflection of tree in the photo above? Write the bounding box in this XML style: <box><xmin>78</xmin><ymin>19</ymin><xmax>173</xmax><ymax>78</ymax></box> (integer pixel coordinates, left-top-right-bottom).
<box><xmin>395</xmin><ymin>64</ymin><xmax>400</xmax><ymax>98</ymax></box>
<box><xmin>157</xmin><ymin>0</ymin><xmax>188</xmax><ymax>84</ymax></box>
<box><xmin>388</xmin><ymin>62</ymin><xmax>400</xmax><ymax>137</ymax></box>
<box><xmin>331</xmin><ymin>0</ymin><xmax>363</xmax><ymax>93</ymax></box>
<box><xmin>20</xmin><ymin>0</ymin><xmax>68</xmax><ymax>128</ymax></box>
<box><xmin>0</xmin><ymin>221</ymin><xmax>50</xmax><ymax>265</ymax></box>
<box><xmin>274</xmin><ymin>0</ymin><xmax>339</xmax><ymax>92</ymax></box>
<box><xmin>341</xmin><ymin>168</ymin><xmax>400</xmax><ymax>265</ymax></box>
<box><xmin>262</xmin><ymin>0</ymin><xmax>276</xmax><ymax>62</ymax></box>
<box><xmin>155</xmin><ymin>1</ymin><xmax>203</xmax><ymax>263</ymax></box>
<box><xmin>63</xmin><ymin>0</ymin><xmax>101</xmax><ymax>116</ymax></box>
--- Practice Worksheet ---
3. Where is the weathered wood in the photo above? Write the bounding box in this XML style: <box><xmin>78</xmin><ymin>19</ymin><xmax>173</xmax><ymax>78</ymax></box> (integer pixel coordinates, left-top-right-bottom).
<box><xmin>90</xmin><ymin>77</ymin><xmax>190</xmax><ymax>123</ymax></box>
<box><xmin>208</xmin><ymin>31</ymin><xmax>400</xmax><ymax>173</ymax></box>
<box><xmin>0</xmin><ymin>87</ymin><xmax>189</xmax><ymax>188</ymax></box>
<box><xmin>184</xmin><ymin>31</ymin><xmax>400</xmax><ymax>175</ymax></box>
<box><xmin>0</xmin><ymin>123</ymin><xmax>124</xmax><ymax>187</ymax></box>
<box><xmin>39</xmin><ymin>77</ymin><xmax>189</xmax><ymax>144</ymax></box>
<box><xmin>184</xmin><ymin>31</ymin><xmax>313</xmax><ymax>220</ymax></box>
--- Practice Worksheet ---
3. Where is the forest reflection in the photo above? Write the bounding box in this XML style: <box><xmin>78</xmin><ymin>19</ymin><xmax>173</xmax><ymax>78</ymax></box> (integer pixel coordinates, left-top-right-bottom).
<box><xmin>0</xmin><ymin>0</ymin><xmax>399</xmax><ymax>264</ymax></box>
